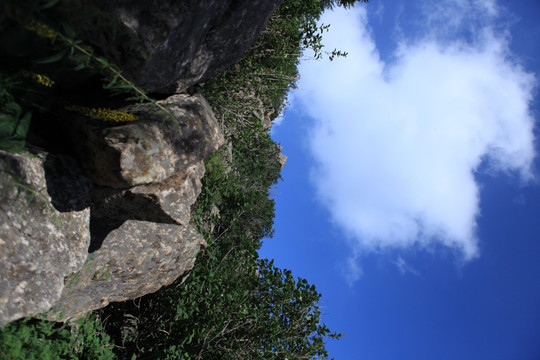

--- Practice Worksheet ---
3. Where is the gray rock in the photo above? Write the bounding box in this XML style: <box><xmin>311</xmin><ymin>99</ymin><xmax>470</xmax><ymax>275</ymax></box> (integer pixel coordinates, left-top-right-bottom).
<box><xmin>276</xmin><ymin>145</ymin><xmax>287</xmax><ymax>170</ymax></box>
<box><xmin>48</xmin><ymin>220</ymin><xmax>205</xmax><ymax>321</ymax></box>
<box><xmin>71</xmin><ymin>92</ymin><xmax>224</xmax><ymax>189</ymax></box>
<box><xmin>0</xmin><ymin>151</ymin><xmax>91</xmax><ymax>326</ymax></box>
<box><xmin>68</xmin><ymin>0</ymin><xmax>282</xmax><ymax>93</ymax></box>
<box><xmin>278</xmin><ymin>153</ymin><xmax>288</xmax><ymax>170</ymax></box>
<box><xmin>92</xmin><ymin>161</ymin><xmax>204</xmax><ymax>225</ymax></box>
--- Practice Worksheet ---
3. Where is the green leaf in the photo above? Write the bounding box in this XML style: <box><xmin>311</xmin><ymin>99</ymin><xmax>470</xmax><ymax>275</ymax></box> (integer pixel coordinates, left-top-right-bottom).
<box><xmin>41</xmin><ymin>0</ymin><xmax>61</xmax><ymax>9</ymax></box>
<box><xmin>73</xmin><ymin>63</ymin><xmax>86</xmax><ymax>71</ymax></box>
<box><xmin>0</xmin><ymin>138</ymin><xmax>25</xmax><ymax>153</ymax></box>
<box><xmin>103</xmin><ymin>75</ymin><xmax>119</xmax><ymax>89</ymax></box>
<box><xmin>112</xmin><ymin>83</ymin><xmax>135</xmax><ymax>90</ymax></box>
<box><xmin>61</xmin><ymin>23</ymin><xmax>76</xmax><ymax>38</ymax></box>
<box><xmin>14</xmin><ymin>112</ymin><xmax>31</xmax><ymax>139</ymax></box>
<box><xmin>186</xmin><ymin>331</ymin><xmax>195</xmax><ymax>345</ymax></box>
<box><xmin>32</xmin><ymin>51</ymin><xmax>66</xmax><ymax>64</ymax></box>
<box><xmin>0</xmin><ymin>119</ymin><xmax>15</xmax><ymax>138</ymax></box>
<box><xmin>2</xmin><ymin>101</ymin><xmax>23</xmax><ymax>119</ymax></box>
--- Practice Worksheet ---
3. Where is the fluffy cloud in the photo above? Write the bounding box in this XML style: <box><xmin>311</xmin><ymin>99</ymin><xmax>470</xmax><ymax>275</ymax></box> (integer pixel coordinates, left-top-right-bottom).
<box><xmin>294</xmin><ymin>1</ymin><xmax>536</xmax><ymax>279</ymax></box>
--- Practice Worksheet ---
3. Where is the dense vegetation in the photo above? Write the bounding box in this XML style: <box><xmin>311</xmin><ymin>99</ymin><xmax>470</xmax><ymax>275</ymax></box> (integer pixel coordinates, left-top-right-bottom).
<box><xmin>0</xmin><ymin>0</ymin><xmax>367</xmax><ymax>359</ymax></box>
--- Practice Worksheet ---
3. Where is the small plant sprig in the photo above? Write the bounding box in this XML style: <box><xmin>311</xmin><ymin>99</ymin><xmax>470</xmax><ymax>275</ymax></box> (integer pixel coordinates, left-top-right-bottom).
<box><xmin>25</xmin><ymin>18</ymin><xmax>58</xmax><ymax>39</ymax></box>
<box><xmin>19</xmin><ymin>70</ymin><xmax>55</xmax><ymax>87</ymax></box>
<box><xmin>65</xmin><ymin>105</ymin><xmax>138</xmax><ymax>123</ymax></box>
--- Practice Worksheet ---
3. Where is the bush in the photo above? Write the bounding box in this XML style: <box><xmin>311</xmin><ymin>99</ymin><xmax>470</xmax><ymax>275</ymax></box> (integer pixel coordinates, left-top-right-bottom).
<box><xmin>0</xmin><ymin>313</ymin><xmax>115</xmax><ymax>360</ymax></box>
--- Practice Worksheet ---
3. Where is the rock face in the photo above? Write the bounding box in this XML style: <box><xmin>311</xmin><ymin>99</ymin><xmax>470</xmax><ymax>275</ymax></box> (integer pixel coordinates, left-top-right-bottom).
<box><xmin>0</xmin><ymin>151</ymin><xmax>91</xmax><ymax>326</ymax></box>
<box><xmin>91</xmin><ymin>162</ymin><xmax>204</xmax><ymax>225</ymax></box>
<box><xmin>69</xmin><ymin>0</ymin><xmax>282</xmax><ymax>93</ymax></box>
<box><xmin>71</xmin><ymin>92</ymin><xmax>224</xmax><ymax>189</ymax></box>
<box><xmin>48</xmin><ymin>220</ymin><xmax>205</xmax><ymax>321</ymax></box>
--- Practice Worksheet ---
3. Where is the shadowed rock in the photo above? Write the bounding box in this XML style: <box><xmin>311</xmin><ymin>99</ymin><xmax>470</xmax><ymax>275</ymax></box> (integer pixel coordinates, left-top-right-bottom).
<box><xmin>91</xmin><ymin>161</ymin><xmax>204</xmax><ymax>225</ymax></box>
<box><xmin>0</xmin><ymin>151</ymin><xmax>91</xmax><ymax>326</ymax></box>
<box><xmin>67</xmin><ymin>0</ymin><xmax>282</xmax><ymax>93</ymax></box>
<box><xmin>70</xmin><ymin>92</ymin><xmax>223</xmax><ymax>189</ymax></box>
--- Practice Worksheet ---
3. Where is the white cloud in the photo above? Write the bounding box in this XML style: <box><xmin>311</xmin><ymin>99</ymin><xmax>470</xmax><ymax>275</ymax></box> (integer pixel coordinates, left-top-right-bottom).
<box><xmin>293</xmin><ymin>1</ymin><xmax>536</xmax><ymax>280</ymax></box>
<box><xmin>418</xmin><ymin>0</ymin><xmax>500</xmax><ymax>37</ymax></box>
<box><xmin>342</xmin><ymin>254</ymin><xmax>363</xmax><ymax>286</ymax></box>
<box><xmin>393</xmin><ymin>256</ymin><xmax>420</xmax><ymax>276</ymax></box>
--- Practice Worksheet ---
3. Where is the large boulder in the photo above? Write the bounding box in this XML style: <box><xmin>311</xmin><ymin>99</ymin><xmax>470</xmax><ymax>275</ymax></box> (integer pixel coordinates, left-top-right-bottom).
<box><xmin>62</xmin><ymin>0</ymin><xmax>282</xmax><ymax>93</ymax></box>
<box><xmin>48</xmin><ymin>220</ymin><xmax>205</xmax><ymax>321</ymax></box>
<box><xmin>70</xmin><ymin>92</ymin><xmax>224</xmax><ymax>189</ymax></box>
<box><xmin>0</xmin><ymin>150</ymin><xmax>91</xmax><ymax>326</ymax></box>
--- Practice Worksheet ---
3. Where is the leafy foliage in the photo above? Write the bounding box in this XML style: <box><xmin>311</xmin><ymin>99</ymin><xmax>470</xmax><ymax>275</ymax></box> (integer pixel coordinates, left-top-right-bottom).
<box><xmin>0</xmin><ymin>313</ymin><xmax>114</xmax><ymax>360</ymax></box>
<box><xmin>0</xmin><ymin>83</ymin><xmax>31</xmax><ymax>153</ymax></box>
<box><xmin>100</xmin><ymin>255</ymin><xmax>341</xmax><ymax>360</ymax></box>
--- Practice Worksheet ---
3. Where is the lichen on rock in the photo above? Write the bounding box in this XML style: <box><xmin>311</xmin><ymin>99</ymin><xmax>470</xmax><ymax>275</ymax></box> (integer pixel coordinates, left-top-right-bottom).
<box><xmin>48</xmin><ymin>220</ymin><xmax>205</xmax><ymax>321</ymax></box>
<box><xmin>0</xmin><ymin>151</ymin><xmax>91</xmax><ymax>326</ymax></box>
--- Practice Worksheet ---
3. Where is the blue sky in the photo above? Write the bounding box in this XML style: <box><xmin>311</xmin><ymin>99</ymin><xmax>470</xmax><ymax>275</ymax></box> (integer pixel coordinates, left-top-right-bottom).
<box><xmin>258</xmin><ymin>0</ymin><xmax>540</xmax><ymax>359</ymax></box>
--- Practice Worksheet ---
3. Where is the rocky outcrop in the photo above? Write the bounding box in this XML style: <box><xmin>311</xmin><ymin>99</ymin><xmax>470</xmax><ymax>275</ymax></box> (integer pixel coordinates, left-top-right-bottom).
<box><xmin>0</xmin><ymin>90</ymin><xmax>225</xmax><ymax>324</ymax></box>
<box><xmin>276</xmin><ymin>145</ymin><xmax>288</xmax><ymax>170</ymax></box>
<box><xmin>278</xmin><ymin>152</ymin><xmax>288</xmax><ymax>170</ymax></box>
<box><xmin>67</xmin><ymin>0</ymin><xmax>282</xmax><ymax>93</ymax></box>
<box><xmin>46</xmin><ymin>93</ymin><xmax>223</xmax><ymax>320</ymax></box>
<box><xmin>70</xmin><ymin>92</ymin><xmax>224</xmax><ymax>189</ymax></box>
<box><xmin>0</xmin><ymin>151</ymin><xmax>91</xmax><ymax>326</ymax></box>
<box><xmin>48</xmin><ymin>220</ymin><xmax>205</xmax><ymax>321</ymax></box>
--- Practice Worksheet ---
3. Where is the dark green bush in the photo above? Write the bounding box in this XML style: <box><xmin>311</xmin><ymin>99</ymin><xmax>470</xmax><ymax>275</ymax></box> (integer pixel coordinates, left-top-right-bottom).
<box><xmin>0</xmin><ymin>313</ymin><xmax>115</xmax><ymax>360</ymax></box>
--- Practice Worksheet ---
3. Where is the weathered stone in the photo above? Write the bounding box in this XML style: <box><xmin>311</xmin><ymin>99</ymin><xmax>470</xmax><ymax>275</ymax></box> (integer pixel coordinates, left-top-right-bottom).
<box><xmin>48</xmin><ymin>220</ymin><xmax>205</xmax><ymax>321</ymax></box>
<box><xmin>0</xmin><ymin>150</ymin><xmax>91</xmax><ymax>326</ymax></box>
<box><xmin>276</xmin><ymin>145</ymin><xmax>287</xmax><ymax>170</ymax></box>
<box><xmin>66</xmin><ymin>0</ymin><xmax>282</xmax><ymax>93</ymax></box>
<box><xmin>278</xmin><ymin>153</ymin><xmax>288</xmax><ymax>170</ymax></box>
<box><xmin>92</xmin><ymin>161</ymin><xmax>204</xmax><ymax>225</ymax></box>
<box><xmin>70</xmin><ymin>92</ymin><xmax>224</xmax><ymax>188</ymax></box>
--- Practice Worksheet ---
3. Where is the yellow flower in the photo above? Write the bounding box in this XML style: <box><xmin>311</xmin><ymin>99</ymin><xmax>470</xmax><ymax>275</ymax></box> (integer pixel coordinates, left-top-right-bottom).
<box><xmin>20</xmin><ymin>70</ymin><xmax>55</xmax><ymax>87</ymax></box>
<box><xmin>25</xmin><ymin>20</ymin><xmax>57</xmax><ymax>39</ymax></box>
<box><xmin>35</xmin><ymin>74</ymin><xmax>54</xmax><ymax>87</ymax></box>
<box><xmin>65</xmin><ymin>105</ymin><xmax>138</xmax><ymax>122</ymax></box>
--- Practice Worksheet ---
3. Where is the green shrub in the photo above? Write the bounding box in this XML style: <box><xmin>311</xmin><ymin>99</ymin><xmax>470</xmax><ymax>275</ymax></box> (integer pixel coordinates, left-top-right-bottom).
<box><xmin>0</xmin><ymin>313</ymin><xmax>115</xmax><ymax>360</ymax></box>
